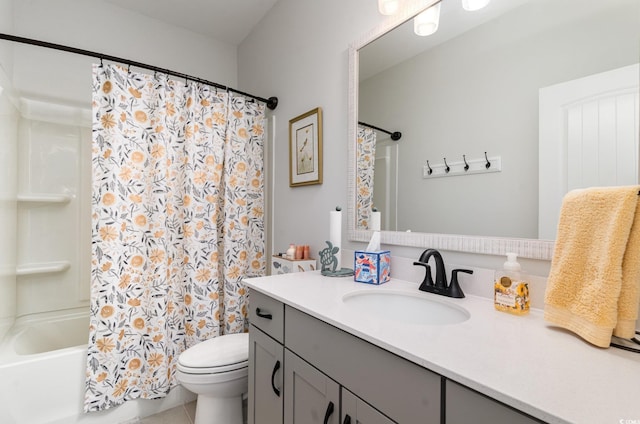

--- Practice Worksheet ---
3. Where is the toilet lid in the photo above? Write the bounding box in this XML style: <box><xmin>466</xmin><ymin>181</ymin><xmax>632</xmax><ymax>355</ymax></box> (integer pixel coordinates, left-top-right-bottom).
<box><xmin>178</xmin><ymin>333</ymin><xmax>249</xmax><ymax>371</ymax></box>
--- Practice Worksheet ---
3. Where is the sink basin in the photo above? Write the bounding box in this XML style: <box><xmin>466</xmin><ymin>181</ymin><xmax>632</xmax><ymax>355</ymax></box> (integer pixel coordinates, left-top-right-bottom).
<box><xmin>342</xmin><ymin>290</ymin><xmax>470</xmax><ymax>325</ymax></box>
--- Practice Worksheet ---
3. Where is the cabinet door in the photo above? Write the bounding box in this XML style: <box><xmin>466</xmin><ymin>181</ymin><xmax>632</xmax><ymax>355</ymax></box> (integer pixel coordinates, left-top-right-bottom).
<box><xmin>341</xmin><ymin>388</ymin><xmax>396</xmax><ymax>424</ymax></box>
<box><xmin>446</xmin><ymin>380</ymin><xmax>542</xmax><ymax>424</ymax></box>
<box><xmin>249</xmin><ymin>325</ymin><xmax>284</xmax><ymax>424</ymax></box>
<box><xmin>284</xmin><ymin>349</ymin><xmax>340</xmax><ymax>424</ymax></box>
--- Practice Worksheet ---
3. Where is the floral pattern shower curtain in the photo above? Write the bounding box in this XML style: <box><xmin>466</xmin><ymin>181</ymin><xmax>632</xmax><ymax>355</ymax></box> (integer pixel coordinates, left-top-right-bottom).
<box><xmin>356</xmin><ymin>125</ymin><xmax>376</xmax><ymax>228</ymax></box>
<box><xmin>85</xmin><ymin>64</ymin><xmax>266</xmax><ymax>412</ymax></box>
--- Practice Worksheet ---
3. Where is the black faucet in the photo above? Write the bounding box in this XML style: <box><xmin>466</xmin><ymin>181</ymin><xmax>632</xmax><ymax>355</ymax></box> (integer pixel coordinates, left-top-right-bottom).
<box><xmin>413</xmin><ymin>249</ymin><xmax>473</xmax><ymax>298</ymax></box>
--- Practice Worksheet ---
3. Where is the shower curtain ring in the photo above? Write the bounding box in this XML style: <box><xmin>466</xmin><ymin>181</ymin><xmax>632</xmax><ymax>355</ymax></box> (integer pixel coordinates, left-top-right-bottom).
<box><xmin>463</xmin><ymin>154</ymin><xmax>469</xmax><ymax>171</ymax></box>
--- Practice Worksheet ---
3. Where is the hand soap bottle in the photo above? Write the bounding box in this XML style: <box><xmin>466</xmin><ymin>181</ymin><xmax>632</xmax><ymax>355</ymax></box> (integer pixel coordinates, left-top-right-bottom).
<box><xmin>494</xmin><ymin>253</ymin><xmax>530</xmax><ymax>315</ymax></box>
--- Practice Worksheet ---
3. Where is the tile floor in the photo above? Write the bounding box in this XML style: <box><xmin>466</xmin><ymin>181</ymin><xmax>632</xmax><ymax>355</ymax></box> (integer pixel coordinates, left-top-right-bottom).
<box><xmin>138</xmin><ymin>399</ymin><xmax>248</xmax><ymax>424</ymax></box>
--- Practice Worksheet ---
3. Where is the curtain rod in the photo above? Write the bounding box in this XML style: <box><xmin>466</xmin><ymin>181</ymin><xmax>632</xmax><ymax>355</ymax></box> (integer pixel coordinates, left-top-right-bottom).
<box><xmin>0</xmin><ymin>33</ymin><xmax>279</xmax><ymax>110</ymax></box>
<box><xmin>358</xmin><ymin>121</ymin><xmax>401</xmax><ymax>141</ymax></box>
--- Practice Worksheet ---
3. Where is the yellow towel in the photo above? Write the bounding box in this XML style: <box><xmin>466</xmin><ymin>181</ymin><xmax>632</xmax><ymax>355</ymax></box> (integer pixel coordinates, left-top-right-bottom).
<box><xmin>544</xmin><ymin>186</ymin><xmax>640</xmax><ymax>347</ymax></box>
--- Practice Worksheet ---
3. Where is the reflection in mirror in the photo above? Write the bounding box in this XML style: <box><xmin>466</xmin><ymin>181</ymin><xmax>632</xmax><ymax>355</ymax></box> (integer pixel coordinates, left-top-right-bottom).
<box><xmin>356</xmin><ymin>121</ymin><xmax>401</xmax><ymax>231</ymax></box>
<box><xmin>356</xmin><ymin>0</ymin><xmax>639</xmax><ymax>241</ymax></box>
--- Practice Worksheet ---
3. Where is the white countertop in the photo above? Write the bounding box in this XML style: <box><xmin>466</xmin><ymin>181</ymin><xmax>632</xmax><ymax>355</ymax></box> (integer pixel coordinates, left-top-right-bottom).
<box><xmin>244</xmin><ymin>271</ymin><xmax>640</xmax><ymax>424</ymax></box>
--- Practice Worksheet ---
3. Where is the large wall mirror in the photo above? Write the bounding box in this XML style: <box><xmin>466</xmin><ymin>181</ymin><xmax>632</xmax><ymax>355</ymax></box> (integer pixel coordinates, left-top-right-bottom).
<box><xmin>347</xmin><ymin>0</ymin><xmax>639</xmax><ymax>260</ymax></box>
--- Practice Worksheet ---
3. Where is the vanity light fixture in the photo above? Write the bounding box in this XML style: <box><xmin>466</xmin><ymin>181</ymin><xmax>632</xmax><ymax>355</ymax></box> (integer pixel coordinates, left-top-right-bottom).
<box><xmin>461</xmin><ymin>0</ymin><xmax>490</xmax><ymax>11</ymax></box>
<box><xmin>378</xmin><ymin>0</ymin><xmax>400</xmax><ymax>15</ymax></box>
<box><xmin>414</xmin><ymin>2</ymin><xmax>441</xmax><ymax>36</ymax></box>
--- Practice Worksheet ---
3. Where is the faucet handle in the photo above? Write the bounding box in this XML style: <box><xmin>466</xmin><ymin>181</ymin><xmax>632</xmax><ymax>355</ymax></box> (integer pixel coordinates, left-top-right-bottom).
<box><xmin>413</xmin><ymin>261</ymin><xmax>434</xmax><ymax>290</ymax></box>
<box><xmin>448</xmin><ymin>268</ymin><xmax>473</xmax><ymax>298</ymax></box>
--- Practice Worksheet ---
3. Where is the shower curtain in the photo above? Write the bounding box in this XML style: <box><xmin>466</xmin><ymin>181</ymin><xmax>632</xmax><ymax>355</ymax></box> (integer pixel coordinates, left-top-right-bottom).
<box><xmin>356</xmin><ymin>125</ymin><xmax>376</xmax><ymax>228</ymax></box>
<box><xmin>85</xmin><ymin>64</ymin><xmax>266</xmax><ymax>412</ymax></box>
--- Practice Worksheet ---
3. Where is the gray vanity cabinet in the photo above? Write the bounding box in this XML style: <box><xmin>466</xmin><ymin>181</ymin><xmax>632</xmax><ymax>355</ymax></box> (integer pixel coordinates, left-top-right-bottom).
<box><xmin>284</xmin><ymin>349</ymin><xmax>340</xmax><ymax>424</ymax></box>
<box><xmin>248</xmin><ymin>290</ymin><xmax>285</xmax><ymax>424</ymax></box>
<box><xmin>249</xmin><ymin>288</ymin><xmax>550</xmax><ymax>424</ymax></box>
<box><xmin>285</xmin><ymin>306</ymin><xmax>440</xmax><ymax>423</ymax></box>
<box><xmin>445</xmin><ymin>381</ymin><xmax>542</xmax><ymax>424</ymax></box>
<box><xmin>248</xmin><ymin>326</ymin><xmax>283</xmax><ymax>424</ymax></box>
<box><xmin>341</xmin><ymin>388</ymin><xmax>395</xmax><ymax>424</ymax></box>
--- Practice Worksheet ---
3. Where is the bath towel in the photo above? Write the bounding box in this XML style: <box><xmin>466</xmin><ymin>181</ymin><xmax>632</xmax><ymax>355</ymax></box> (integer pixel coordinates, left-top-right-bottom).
<box><xmin>544</xmin><ymin>186</ymin><xmax>640</xmax><ymax>347</ymax></box>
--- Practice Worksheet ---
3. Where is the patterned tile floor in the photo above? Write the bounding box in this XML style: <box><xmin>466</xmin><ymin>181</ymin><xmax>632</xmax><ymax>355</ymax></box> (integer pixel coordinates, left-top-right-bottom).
<box><xmin>137</xmin><ymin>399</ymin><xmax>247</xmax><ymax>424</ymax></box>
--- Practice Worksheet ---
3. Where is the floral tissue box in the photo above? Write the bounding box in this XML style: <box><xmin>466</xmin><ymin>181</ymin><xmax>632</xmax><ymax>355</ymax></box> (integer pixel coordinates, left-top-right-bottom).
<box><xmin>354</xmin><ymin>250</ymin><xmax>391</xmax><ymax>285</ymax></box>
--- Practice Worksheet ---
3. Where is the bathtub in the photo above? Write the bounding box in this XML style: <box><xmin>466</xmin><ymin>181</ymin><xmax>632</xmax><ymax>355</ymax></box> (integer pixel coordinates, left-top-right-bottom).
<box><xmin>0</xmin><ymin>308</ymin><xmax>195</xmax><ymax>424</ymax></box>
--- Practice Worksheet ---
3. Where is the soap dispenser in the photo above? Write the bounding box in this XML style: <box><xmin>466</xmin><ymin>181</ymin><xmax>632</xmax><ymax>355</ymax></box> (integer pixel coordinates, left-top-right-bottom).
<box><xmin>494</xmin><ymin>253</ymin><xmax>530</xmax><ymax>315</ymax></box>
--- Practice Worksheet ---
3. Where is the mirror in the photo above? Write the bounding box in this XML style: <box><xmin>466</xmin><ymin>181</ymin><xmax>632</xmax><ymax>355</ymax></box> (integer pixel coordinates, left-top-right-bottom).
<box><xmin>348</xmin><ymin>0</ymin><xmax>639</xmax><ymax>260</ymax></box>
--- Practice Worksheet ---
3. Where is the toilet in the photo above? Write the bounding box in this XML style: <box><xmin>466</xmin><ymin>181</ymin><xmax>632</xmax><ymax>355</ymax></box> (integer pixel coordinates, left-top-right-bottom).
<box><xmin>176</xmin><ymin>332</ymin><xmax>249</xmax><ymax>424</ymax></box>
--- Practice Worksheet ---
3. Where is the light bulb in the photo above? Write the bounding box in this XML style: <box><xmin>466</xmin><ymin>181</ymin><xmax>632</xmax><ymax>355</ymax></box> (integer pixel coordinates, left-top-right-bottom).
<box><xmin>378</xmin><ymin>0</ymin><xmax>400</xmax><ymax>15</ymax></box>
<box><xmin>462</xmin><ymin>0</ymin><xmax>490</xmax><ymax>11</ymax></box>
<box><xmin>414</xmin><ymin>3</ymin><xmax>441</xmax><ymax>36</ymax></box>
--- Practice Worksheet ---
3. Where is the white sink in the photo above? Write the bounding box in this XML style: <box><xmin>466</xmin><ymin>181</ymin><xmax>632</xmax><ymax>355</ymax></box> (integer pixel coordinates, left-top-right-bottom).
<box><xmin>342</xmin><ymin>290</ymin><xmax>470</xmax><ymax>325</ymax></box>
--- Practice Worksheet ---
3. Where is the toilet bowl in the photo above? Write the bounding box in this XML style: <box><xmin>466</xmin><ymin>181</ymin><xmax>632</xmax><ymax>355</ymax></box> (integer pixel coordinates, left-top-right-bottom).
<box><xmin>176</xmin><ymin>332</ymin><xmax>249</xmax><ymax>424</ymax></box>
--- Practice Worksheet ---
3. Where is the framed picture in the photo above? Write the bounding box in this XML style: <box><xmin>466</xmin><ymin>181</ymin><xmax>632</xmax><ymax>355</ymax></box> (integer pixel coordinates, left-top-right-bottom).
<box><xmin>289</xmin><ymin>107</ymin><xmax>323</xmax><ymax>186</ymax></box>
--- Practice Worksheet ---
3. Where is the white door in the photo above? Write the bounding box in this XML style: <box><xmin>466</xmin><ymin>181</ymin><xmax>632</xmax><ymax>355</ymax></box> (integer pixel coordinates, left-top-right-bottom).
<box><xmin>539</xmin><ymin>64</ymin><xmax>639</xmax><ymax>240</ymax></box>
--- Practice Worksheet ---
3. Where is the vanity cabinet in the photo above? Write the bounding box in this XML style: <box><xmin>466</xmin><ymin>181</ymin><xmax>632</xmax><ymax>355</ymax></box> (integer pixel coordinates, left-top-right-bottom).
<box><xmin>284</xmin><ymin>306</ymin><xmax>440</xmax><ymax>423</ymax></box>
<box><xmin>342</xmin><ymin>388</ymin><xmax>395</xmax><ymax>424</ymax></box>
<box><xmin>248</xmin><ymin>290</ymin><xmax>285</xmax><ymax>424</ymax></box>
<box><xmin>284</xmin><ymin>349</ymin><xmax>339</xmax><ymax>424</ymax></box>
<box><xmin>445</xmin><ymin>380</ymin><xmax>542</xmax><ymax>424</ymax></box>
<box><xmin>249</xmin><ymin>288</ymin><xmax>541</xmax><ymax>424</ymax></box>
<box><xmin>248</xmin><ymin>326</ymin><xmax>283</xmax><ymax>424</ymax></box>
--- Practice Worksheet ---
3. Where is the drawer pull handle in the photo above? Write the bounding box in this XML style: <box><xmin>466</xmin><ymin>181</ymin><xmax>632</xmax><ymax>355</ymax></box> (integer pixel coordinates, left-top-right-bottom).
<box><xmin>323</xmin><ymin>401</ymin><xmax>335</xmax><ymax>424</ymax></box>
<box><xmin>343</xmin><ymin>414</ymin><xmax>351</xmax><ymax>424</ymax></box>
<box><xmin>271</xmin><ymin>360</ymin><xmax>281</xmax><ymax>397</ymax></box>
<box><xmin>256</xmin><ymin>307</ymin><xmax>273</xmax><ymax>320</ymax></box>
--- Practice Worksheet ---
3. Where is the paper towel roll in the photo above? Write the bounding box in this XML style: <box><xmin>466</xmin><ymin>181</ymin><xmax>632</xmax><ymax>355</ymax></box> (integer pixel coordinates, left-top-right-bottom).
<box><xmin>371</xmin><ymin>211</ymin><xmax>381</xmax><ymax>231</ymax></box>
<box><xmin>330</xmin><ymin>209</ymin><xmax>342</xmax><ymax>269</ymax></box>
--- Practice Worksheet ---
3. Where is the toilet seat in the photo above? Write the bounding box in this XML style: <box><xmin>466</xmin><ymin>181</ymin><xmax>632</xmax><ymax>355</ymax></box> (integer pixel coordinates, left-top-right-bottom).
<box><xmin>177</xmin><ymin>333</ymin><xmax>249</xmax><ymax>375</ymax></box>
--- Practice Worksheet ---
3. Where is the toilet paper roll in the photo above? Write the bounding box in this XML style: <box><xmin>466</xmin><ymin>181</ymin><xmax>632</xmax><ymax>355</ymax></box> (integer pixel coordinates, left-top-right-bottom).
<box><xmin>330</xmin><ymin>209</ymin><xmax>342</xmax><ymax>269</ymax></box>
<box><xmin>371</xmin><ymin>211</ymin><xmax>381</xmax><ymax>231</ymax></box>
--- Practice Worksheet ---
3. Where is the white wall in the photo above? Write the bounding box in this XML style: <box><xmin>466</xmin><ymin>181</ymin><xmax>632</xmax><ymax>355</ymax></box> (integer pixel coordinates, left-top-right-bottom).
<box><xmin>238</xmin><ymin>0</ymin><xmax>552</xmax><ymax>280</ymax></box>
<box><xmin>238</xmin><ymin>0</ymin><xmax>383</xmax><ymax>259</ymax></box>
<box><xmin>11</xmin><ymin>0</ymin><xmax>237</xmax><ymax>99</ymax></box>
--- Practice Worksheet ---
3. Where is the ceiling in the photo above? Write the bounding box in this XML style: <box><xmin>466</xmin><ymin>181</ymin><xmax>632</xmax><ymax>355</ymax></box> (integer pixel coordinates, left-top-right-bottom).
<box><xmin>104</xmin><ymin>0</ymin><xmax>280</xmax><ymax>45</ymax></box>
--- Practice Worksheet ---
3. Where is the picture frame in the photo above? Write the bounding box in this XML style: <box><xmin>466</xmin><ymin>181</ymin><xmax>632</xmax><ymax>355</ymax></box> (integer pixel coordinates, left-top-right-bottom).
<box><xmin>289</xmin><ymin>107</ymin><xmax>323</xmax><ymax>186</ymax></box>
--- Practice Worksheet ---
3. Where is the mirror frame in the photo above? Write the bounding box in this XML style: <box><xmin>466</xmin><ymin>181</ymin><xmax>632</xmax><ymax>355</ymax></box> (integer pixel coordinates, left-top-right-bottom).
<box><xmin>347</xmin><ymin>0</ymin><xmax>555</xmax><ymax>260</ymax></box>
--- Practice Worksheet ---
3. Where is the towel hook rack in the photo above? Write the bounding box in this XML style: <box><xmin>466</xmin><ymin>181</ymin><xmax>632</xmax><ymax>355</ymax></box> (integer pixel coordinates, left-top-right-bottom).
<box><xmin>426</xmin><ymin>160</ymin><xmax>433</xmax><ymax>175</ymax></box>
<box><xmin>484</xmin><ymin>152</ymin><xmax>491</xmax><ymax>169</ymax></box>
<box><xmin>443</xmin><ymin>158</ymin><xmax>450</xmax><ymax>173</ymax></box>
<box><xmin>463</xmin><ymin>155</ymin><xmax>469</xmax><ymax>171</ymax></box>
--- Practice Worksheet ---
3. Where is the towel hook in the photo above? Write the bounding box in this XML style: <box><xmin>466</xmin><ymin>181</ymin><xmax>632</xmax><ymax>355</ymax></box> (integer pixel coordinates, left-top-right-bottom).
<box><xmin>426</xmin><ymin>160</ymin><xmax>433</xmax><ymax>175</ymax></box>
<box><xmin>444</xmin><ymin>158</ymin><xmax>450</xmax><ymax>173</ymax></box>
<box><xmin>463</xmin><ymin>154</ymin><xmax>469</xmax><ymax>171</ymax></box>
<box><xmin>484</xmin><ymin>152</ymin><xmax>491</xmax><ymax>169</ymax></box>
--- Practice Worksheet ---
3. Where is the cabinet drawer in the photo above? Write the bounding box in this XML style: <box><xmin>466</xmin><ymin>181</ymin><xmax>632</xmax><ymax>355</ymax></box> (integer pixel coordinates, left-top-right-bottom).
<box><xmin>249</xmin><ymin>289</ymin><xmax>284</xmax><ymax>343</ymax></box>
<box><xmin>285</xmin><ymin>306</ymin><xmax>441</xmax><ymax>424</ymax></box>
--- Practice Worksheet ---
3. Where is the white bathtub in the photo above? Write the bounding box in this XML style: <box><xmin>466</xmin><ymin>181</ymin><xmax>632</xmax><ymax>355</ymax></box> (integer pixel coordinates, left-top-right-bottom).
<box><xmin>0</xmin><ymin>309</ymin><xmax>195</xmax><ymax>424</ymax></box>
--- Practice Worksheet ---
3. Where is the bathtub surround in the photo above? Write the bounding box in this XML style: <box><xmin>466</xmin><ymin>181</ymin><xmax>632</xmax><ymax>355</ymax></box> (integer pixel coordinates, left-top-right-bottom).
<box><xmin>87</xmin><ymin>63</ymin><xmax>266</xmax><ymax>412</ymax></box>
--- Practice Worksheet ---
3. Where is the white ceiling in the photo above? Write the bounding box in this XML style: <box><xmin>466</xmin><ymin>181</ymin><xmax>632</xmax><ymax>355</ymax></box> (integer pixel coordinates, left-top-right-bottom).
<box><xmin>104</xmin><ymin>0</ymin><xmax>280</xmax><ymax>45</ymax></box>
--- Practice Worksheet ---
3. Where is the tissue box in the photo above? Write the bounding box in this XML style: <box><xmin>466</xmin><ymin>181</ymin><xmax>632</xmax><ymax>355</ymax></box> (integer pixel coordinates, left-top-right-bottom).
<box><xmin>354</xmin><ymin>250</ymin><xmax>391</xmax><ymax>285</ymax></box>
